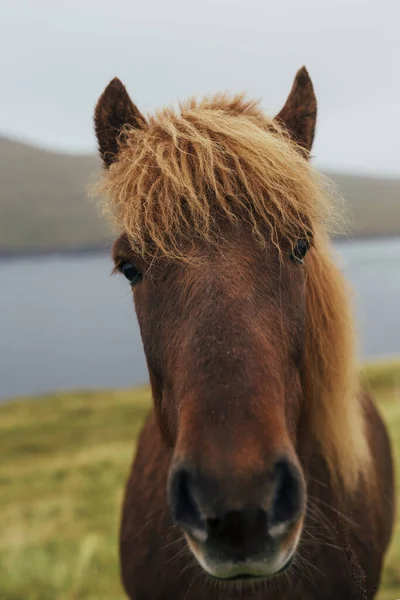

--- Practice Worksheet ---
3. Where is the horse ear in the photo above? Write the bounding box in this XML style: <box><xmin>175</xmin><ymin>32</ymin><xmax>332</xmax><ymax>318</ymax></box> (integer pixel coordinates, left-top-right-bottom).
<box><xmin>275</xmin><ymin>67</ymin><xmax>317</xmax><ymax>155</ymax></box>
<box><xmin>94</xmin><ymin>78</ymin><xmax>146</xmax><ymax>167</ymax></box>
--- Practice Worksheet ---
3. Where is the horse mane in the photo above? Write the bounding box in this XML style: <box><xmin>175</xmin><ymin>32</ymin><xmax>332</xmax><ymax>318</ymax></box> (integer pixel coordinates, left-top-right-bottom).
<box><xmin>96</xmin><ymin>94</ymin><xmax>333</xmax><ymax>258</ymax></box>
<box><xmin>303</xmin><ymin>231</ymin><xmax>370</xmax><ymax>492</ymax></box>
<box><xmin>95</xmin><ymin>93</ymin><xmax>370</xmax><ymax>492</ymax></box>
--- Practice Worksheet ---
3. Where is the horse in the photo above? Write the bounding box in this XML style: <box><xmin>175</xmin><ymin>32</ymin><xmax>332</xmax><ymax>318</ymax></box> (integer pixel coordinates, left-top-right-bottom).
<box><xmin>93</xmin><ymin>67</ymin><xmax>394</xmax><ymax>599</ymax></box>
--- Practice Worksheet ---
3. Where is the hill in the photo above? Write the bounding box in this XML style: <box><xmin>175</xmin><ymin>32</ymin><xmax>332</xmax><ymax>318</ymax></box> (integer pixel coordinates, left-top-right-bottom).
<box><xmin>0</xmin><ymin>136</ymin><xmax>399</xmax><ymax>254</ymax></box>
<box><xmin>327</xmin><ymin>170</ymin><xmax>400</xmax><ymax>238</ymax></box>
<box><xmin>0</xmin><ymin>137</ymin><xmax>110</xmax><ymax>254</ymax></box>
<box><xmin>0</xmin><ymin>362</ymin><xmax>399</xmax><ymax>599</ymax></box>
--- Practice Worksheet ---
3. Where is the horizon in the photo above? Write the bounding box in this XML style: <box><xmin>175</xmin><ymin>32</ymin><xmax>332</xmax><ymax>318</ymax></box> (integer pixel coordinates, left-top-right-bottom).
<box><xmin>2</xmin><ymin>131</ymin><xmax>399</xmax><ymax>181</ymax></box>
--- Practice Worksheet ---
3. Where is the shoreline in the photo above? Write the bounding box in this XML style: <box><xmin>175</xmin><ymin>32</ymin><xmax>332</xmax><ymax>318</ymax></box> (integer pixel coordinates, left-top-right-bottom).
<box><xmin>1</xmin><ymin>233</ymin><xmax>400</xmax><ymax>260</ymax></box>
<box><xmin>0</xmin><ymin>244</ymin><xmax>110</xmax><ymax>260</ymax></box>
<box><xmin>1</xmin><ymin>359</ymin><xmax>399</xmax><ymax>405</ymax></box>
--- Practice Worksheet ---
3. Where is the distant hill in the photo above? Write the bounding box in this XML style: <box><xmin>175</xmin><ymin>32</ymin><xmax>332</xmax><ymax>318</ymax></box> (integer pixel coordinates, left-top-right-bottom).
<box><xmin>325</xmin><ymin>170</ymin><xmax>400</xmax><ymax>238</ymax></box>
<box><xmin>0</xmin><ymin>135</ymin><xmax>399</xmax><ymax>254</ymax></box>
<box><xmin>0</xmin><ymin>137</ymin><xmax>110</xmax><ymax>254</ymax></box>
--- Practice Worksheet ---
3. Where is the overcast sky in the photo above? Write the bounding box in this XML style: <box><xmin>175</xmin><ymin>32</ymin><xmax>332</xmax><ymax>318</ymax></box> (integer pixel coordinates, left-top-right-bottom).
<box><xmin>1</xmin><ymin>0</ymin><xmax>399</xmax><ymax>175</ymax></box>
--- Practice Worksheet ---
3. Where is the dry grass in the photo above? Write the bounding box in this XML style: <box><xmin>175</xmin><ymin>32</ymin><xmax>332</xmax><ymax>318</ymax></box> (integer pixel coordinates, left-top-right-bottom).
<box><xmin>0</xmin><ymin>366</ymin><xmax>398</xmax><ymax>599</ymax></box>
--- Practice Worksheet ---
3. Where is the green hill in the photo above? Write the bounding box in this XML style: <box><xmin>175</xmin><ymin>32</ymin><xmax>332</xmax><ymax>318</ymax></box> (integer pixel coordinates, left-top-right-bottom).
<box><xmin>0</xmin><ymin>136</ymin><xmax>399</xmax><ymax>254</ymax></box>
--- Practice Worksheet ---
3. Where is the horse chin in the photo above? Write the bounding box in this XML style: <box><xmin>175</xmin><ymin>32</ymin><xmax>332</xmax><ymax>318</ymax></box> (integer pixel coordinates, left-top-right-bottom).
<box><xmin>184</xmin><ymin>533</ymin><xmax>298</xmax><ymax>584</ymax></box>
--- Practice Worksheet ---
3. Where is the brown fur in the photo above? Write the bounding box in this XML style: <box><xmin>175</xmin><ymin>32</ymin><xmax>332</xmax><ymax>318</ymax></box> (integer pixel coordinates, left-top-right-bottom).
<box><xmin>92</xmin><ymin>67</ymin><xmax>395</xmax><ymax>599</ymax></box>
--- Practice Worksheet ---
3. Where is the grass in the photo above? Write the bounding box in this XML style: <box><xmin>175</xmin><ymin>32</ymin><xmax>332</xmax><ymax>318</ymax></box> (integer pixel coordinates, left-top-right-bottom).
<box><xmin>0</xmin><ymin>388</ymin><xmax>150</xmax><ymax>600</ymax></box>
<box><xmin>0</xmin><ymin>367</ymin><xmax>399</xmax><ymax>600</ymax></box>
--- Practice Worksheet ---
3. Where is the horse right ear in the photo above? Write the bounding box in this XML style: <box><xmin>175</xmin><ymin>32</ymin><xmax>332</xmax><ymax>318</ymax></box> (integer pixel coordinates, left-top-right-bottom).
<box><xmin>94</xmin><ymin>78</ymin><xmax>146</xmax><ymax>167</ymax></box>
<box><xmin>275</xmin><ymin>67</ymin><xmax>317</xmax><ymax>155</ymax></box>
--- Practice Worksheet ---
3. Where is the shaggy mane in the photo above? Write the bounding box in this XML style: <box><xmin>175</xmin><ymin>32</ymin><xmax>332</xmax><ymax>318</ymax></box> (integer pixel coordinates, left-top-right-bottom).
<box><xmin>96</xmin><ymin>94</ymin><xmax>338</xmax><ymax>259</ymax></box>
<box><xmin>95</xmin><ymin>93</ymin><xmax>370</xmax><ymax>492</ymax></box>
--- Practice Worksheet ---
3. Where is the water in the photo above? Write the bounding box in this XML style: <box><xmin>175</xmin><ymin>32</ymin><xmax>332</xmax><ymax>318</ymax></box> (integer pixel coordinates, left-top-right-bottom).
<box><xmin>1</xmin><ymin>238</ymin><xmax>399</xmax><ymax>400</ymax></box>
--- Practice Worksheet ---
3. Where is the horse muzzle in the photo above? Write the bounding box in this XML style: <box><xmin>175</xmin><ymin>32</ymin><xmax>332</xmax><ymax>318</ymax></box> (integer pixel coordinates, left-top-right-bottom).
<box><xmin>168</xmin><ymin>454</ymin><xmax>306</xmax><ymax>580</ymax></box>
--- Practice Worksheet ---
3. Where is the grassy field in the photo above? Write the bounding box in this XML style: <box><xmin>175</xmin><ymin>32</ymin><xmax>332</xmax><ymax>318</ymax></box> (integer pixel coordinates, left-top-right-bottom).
<box><xmin>0</xmin><ymin>365</ymin><xmax>399</xmax><ymax>600</ymax></box>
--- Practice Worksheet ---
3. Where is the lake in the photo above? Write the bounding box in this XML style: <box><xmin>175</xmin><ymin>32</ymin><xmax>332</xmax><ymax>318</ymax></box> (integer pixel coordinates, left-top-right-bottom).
<box><xmin>1</xmin><ymin>238</ymin><xmax>399</xmax><ymax>401</ymax></box>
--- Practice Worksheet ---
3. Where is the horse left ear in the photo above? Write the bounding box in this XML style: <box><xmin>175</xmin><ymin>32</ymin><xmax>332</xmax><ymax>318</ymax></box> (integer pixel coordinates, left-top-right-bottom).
<box><xmin>275</xmin><ymin>67</ymin><xmax>317</xmax><ymax>155</ymax></box>
<box><xmin>94</xmin><ymin>77</ymin><xmax>147</xmax><ymax>167</ymax></box>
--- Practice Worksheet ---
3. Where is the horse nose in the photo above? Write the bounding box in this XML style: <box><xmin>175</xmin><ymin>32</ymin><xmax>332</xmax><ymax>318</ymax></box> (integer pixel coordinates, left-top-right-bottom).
<box><xmin>168</xmin><ymin>457</ymin><xmax>304</xmax><ymax>547</ymax></box>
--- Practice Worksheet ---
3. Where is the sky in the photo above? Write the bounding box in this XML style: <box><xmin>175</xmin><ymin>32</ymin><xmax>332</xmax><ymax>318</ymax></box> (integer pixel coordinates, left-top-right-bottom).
<box><xmin>0</xmin><ymin>0</ymin><xmax>399</xmax><ymax>175</ymax></box>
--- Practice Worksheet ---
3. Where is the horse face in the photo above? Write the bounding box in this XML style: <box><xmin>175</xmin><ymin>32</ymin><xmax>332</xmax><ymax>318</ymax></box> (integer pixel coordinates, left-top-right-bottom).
<box><xmin>100</xmin><ymin>65</ymin><xmax>318</xmax><ymax>583</ymax></box>
<box><xmin>113</xmin><ymin>225</ymin><xmax>308</xmax><ymax>580</ymax></box>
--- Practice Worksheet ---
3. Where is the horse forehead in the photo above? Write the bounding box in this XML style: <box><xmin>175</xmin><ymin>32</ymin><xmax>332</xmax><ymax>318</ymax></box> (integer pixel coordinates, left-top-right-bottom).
<box><xmin>178</xmin><ymin>237</ymin><xmax>278</xmax><ymax>285</ymax></box>
<box><xmin>178</xmin><ymin>247</ymin><xmax>289</xmax><ymax>313</ymax></box>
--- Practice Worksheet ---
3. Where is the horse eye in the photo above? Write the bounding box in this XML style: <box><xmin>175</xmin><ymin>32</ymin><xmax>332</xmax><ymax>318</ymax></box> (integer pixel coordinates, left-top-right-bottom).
<box><xmin>121</xmin><ymin>262</ymin><xmax>142</xmax><ymax>285</ymax></box>
<box><xmin>290</xmin><ymin>239</ymin><xmax>310</xmax><ymax>264</ymax></box>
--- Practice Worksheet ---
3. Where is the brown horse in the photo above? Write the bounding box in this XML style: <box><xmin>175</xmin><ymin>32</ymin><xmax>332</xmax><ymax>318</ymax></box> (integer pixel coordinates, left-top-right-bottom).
<box><xmin>93</xmin><ymin>67</ymin><xmax>395</xmax><ymax>599</ymax></box>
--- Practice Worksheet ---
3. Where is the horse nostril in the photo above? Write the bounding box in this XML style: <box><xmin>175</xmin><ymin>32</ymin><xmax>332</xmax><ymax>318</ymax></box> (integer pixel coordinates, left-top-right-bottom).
<box><xmin>168</xmin><ymin>465</ymin><xmax>205</xmax><ymax>535</ymax></box>
<box><xmin>270</xmin><ymin>458</ymin><xmax>304</xmax><ymax>530</ymax></box>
